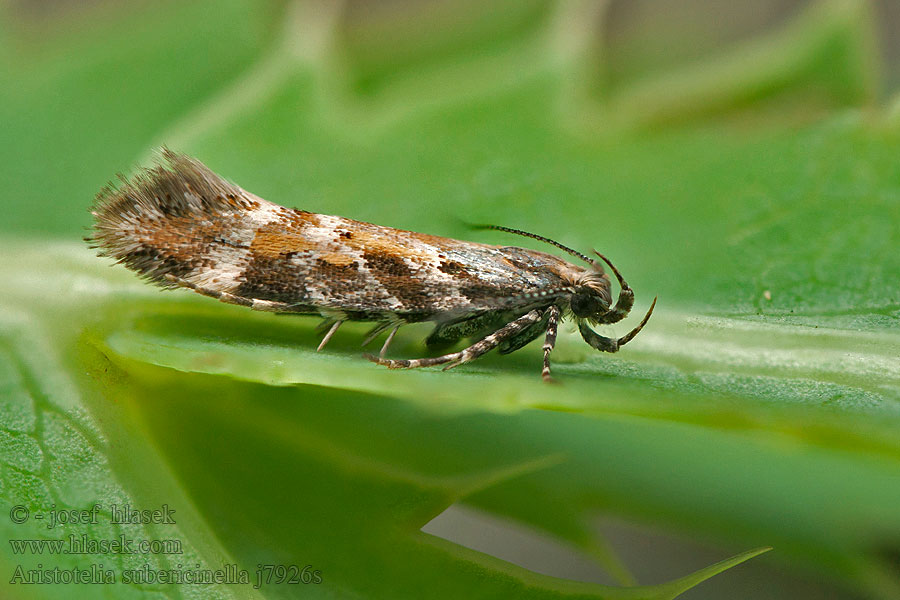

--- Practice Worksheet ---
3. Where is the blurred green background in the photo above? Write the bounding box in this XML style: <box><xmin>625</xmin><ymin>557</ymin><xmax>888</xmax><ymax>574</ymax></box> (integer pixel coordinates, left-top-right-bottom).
<box><xmin>1</xmin><ymin>1</ymin><xmax>899</xmax><ymax>599</ymax></box>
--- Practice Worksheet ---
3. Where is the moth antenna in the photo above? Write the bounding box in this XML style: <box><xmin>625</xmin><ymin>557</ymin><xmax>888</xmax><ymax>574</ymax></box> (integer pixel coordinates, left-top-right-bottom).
<box><xmin>470</xmin><ymin>224</ymin><xmax>595</xmax><ymax>267</ymax></box>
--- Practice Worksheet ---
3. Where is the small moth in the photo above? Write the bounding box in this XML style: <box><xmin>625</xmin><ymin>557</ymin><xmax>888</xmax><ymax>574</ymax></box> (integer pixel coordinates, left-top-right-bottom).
<box><xmin>88</xmin><ymin>150</ymin><xmax>655</xmax><ymax>381</ymax></box>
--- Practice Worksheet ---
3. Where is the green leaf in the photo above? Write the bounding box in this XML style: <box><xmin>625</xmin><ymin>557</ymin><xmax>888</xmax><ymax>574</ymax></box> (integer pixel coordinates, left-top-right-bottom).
<box><xmin>2</xmin><ymin>1</ymin><xmax>899</xmax><ymax>599</ymax></box>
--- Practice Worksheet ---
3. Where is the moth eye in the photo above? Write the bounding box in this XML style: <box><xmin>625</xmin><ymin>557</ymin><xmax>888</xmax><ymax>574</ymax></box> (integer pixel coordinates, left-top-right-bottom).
<box><xmin>571</xmin><ymin>291</ymin><xmax>604</xmax><ymax>318</ymax></box>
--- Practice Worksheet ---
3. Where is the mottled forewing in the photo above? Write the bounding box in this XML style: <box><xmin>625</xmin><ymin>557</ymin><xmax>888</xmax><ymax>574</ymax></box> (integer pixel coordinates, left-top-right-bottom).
<box><xmin>236</xmin><ymin>215</ymin><xmax>574</xmax><ymax>320</ymax></box>
<box><xmin>91</xmin><ymin>150</ymin><xmax>575</xmax><ymax>321</ymax></box>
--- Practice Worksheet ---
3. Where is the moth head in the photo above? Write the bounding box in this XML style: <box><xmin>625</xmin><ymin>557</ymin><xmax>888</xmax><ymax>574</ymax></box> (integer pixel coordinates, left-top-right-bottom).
<box><xmin>569</xmin><ymin>271</ymin><xmax>611</xmax><ymax>319</ymax></box>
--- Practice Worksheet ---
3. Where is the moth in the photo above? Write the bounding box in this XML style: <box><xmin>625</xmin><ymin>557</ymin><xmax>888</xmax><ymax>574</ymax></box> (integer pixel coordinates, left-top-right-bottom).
<box><xmin>88</xmin><ymin>150</ymin><xmax>656</xmax><ymax>381</ymax></box>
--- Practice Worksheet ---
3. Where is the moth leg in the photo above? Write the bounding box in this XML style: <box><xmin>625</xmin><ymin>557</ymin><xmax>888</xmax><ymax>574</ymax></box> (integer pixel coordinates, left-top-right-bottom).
<box><xmin>439</xmin><ymin>311</ymin><xmax>540</xmax><ymax>370</ymax></box>
<box><xmin>440</xmin><ymin>311</ymin><xmax>536</xmax><ymax>370</ymax></box>
<box><xmin>541</xmin><ymin>305</ymin><xmax>561</xmax><ymax>382</ymax></box>
<box><xmin>426</xmin><ymin>312</ymin><xmax>505</xmax><ymax>350</ymax></box>
<box><xmin>361</xmin><ymin>322</ymin><xmax>391</xmax><ymax>347</ymax></box>
<box><xmin>592</xmin><ymin>251</ymin><xmax>634</xmax><ymax>325</ymax></box>
<box><xmin>366</xmin><ymin>309</ymin><xmax>543</xmax><ymax>371</ymax></box>
<box><xmin>380</xmin><ymin>325</ymin><xmax>400</xmax><ymax>358</ymax></box>
<box><xmin>316</xmin><ymin>318</ymin><xmax>338</xmax><ymax>334</ymax></box>
<box><xmin>498</xmin><ymin>311</ymin><xmax>549</xmax><ymax>355</ymax></box>
<box><xmin>360</xmin><ymin>322</ymin><xmax>401</xmax><ymax>357</ymax></box>
<box><xmin>579</xmin><ymin>297</ymin><xmax>657</xmax><ymax>352</ymax></box>
<box><xmin>317</xmin><ymin>320</ymin><xmax>344</xmax><ymax>351</ymax></box>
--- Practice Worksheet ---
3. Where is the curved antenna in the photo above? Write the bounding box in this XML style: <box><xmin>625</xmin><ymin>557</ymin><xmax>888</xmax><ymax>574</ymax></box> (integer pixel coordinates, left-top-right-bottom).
<box><xmin>471</xmin><ymin>224</ymin><xmax>595</xmax><ymax>266</ymax></box>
